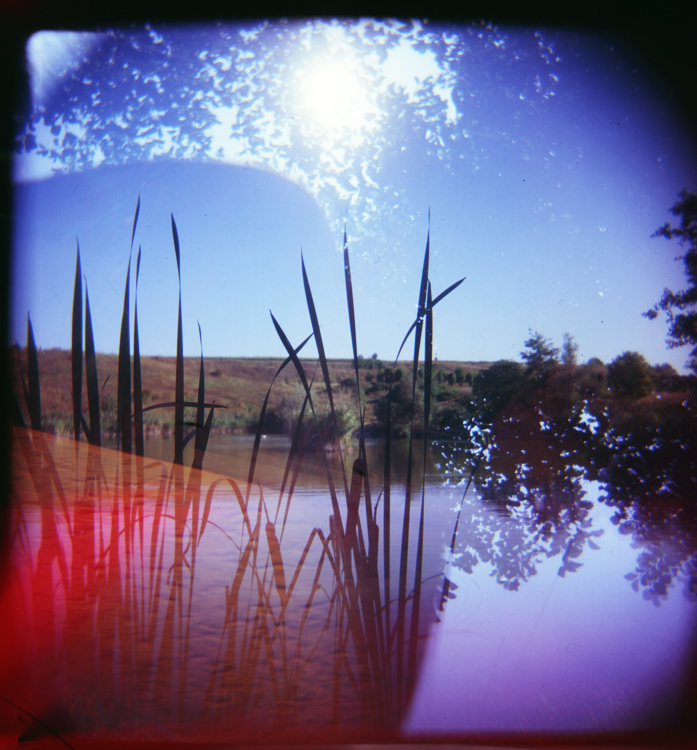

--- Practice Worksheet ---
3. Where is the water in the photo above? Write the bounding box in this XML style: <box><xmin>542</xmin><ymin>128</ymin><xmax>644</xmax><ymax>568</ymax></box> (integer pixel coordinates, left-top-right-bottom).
<box><xmin>2</xmin><ymin>428</ymin><xmax>696</xmax><ymax>745</ymax></box>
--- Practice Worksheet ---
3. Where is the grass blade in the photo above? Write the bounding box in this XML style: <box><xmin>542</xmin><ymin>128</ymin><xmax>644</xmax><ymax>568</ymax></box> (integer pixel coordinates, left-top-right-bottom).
<box><xmin>194</xmin><ymin>323</ymin><xmax>205</xmax><ymax>451</ymax></box>
<box><xmin>192</xmin><ymin>322</ymin><xmax>213</xmax><ymax>471</ymax></box>
<box><xmin>84</xmin><ymin>282</ymin><xmax>100</xmax><ymax>446</ymax></box>
<box><xmin>408</xmin><ymin>282</ymin><xmax>433</xmax><ymax>693</ymax></box>
<box><xmin>423</xmin><ymin>281</ymin><xmax>433</xmax><ymax>431</ymax></box>
<box><xmin>26</xmin><ymin>315</ymin><xmax>41</xmax><ymax>431</ymax></box>
<box><xmin>412</xmin><ymin>221</ymin><xmax>430</xmax><ymax>394</ymax></box>
<box><xmin>270</xmin><ymin>311</ymin><xmax>345</xmax><ymax>537</ymax></box>
<box><xmin>172</xmin><ymin>214</ymin><xmax>184</xmax><ymax>466</ymax></box>
<box><xmin>246</xmin><ymin>333</ymin><xmax>312</xmax><ymax>503</ymax></box>
<box><xmin>133</xmin><ymin>246</ymin><xmax>144</xmax><ymax>456</ymax></box>
<box><xmin>301</xmin><ymin>254</ymin><xmax>348</xmax><ymax>495</ymax></box>
<box><xmin>130</xmin><ymin>195</ymin><xmax>140</xmax><ymax>251</ymax></box>
<box><xmin>431</xmin><ymin>277</ymin><xmax>465</xmax><ymax>308</ymax></box>
<box><xmin>71</xmin><ymin>244</ymin><xmax>82</xmax><ymax>440</ymax></box>
<box><xmin>117</xmin><ymin>254</ymin><xmax>132</xmax><ymax>453</ymax></box>
<box><xmin>270</xmin><ymin>312</ymin><xmax>313</xmax><ymax>401</ymax></box>
<box><xmin>343</xmin><ymin>227</ymin><xmax>363</xmax><ymax>429</ymax></box>
<box><xmin>301</xmin><ymin>255</ymin><xmax>335</xmax><ymax>415</ymax></box>
<box><xmin>265</xmin><ymin>520</ymin><xmax>287</xmax><ymax>606</ymax></box>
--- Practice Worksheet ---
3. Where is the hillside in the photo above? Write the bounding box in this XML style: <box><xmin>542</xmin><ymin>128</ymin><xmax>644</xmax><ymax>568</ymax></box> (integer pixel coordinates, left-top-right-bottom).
<box><xmin>10</xmin><ymin>348</ymin><xmax>491</xmax><ymax>438</ymax></box>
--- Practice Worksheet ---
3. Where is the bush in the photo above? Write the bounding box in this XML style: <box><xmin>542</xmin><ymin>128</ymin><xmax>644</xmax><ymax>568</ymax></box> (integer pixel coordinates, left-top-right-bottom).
<box><xmin>652</xmin><ymin>363</ymin><xmax>683</xmax><ymax>392</ymax></box>
<box><xmin>607</xmin><ymin>351</ymin><xmax>655</xmax><ymax>399</ymax></box>
<box><xmin>374</xmin><ymin>379</ymin><xmax>422</xmax><ymax>434</ymax></box>
<box><xmin>431</xmin><ymin>403</ymin><xmax>471</xmax><ymax>437</ymax></box>
<box><xmin>576</xmin><ymin>360</ymin><xmax>608</xmax><ymax>398</ymax></box>
<box><xmin>472</xmin><ymin>360</ymin><xmax>527</xmax><ymax>419</ymax></box>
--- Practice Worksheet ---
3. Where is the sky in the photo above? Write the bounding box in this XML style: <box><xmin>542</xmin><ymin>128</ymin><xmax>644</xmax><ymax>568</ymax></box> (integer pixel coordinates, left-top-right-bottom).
<box><xmin>10</xmin><ymin>19</ymin><xmax>697</xmax><ymax>370</ymax></box>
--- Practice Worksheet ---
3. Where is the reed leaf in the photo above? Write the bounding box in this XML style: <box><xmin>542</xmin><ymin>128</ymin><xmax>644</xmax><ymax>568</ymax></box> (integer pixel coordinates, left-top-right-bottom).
<box><xmin>172</xmin><ymin>214</ymin><xmax>184</xmax><ymax>465</ymax></box>
<box><xmin>277</xmin><ymin>390</ymin><xmax>311</xmax><ymax>535</ymax></box>
<box><xmin>192</xmin><ymin>403</ymin><xmax>215</xmax><ymax>472</ymax></box>
<box><xmin>130</xmin><ymin>194</ymin><xmax>140</xmax><ymax>251</ymax></box>
<box><xmin>246</xmin><ymin>333</ymin><xmax>312</xmax><ymax>504</ymax></box>
<box><xmin>225</xmin><ymin>533</ymin><xmax>257</xmax><ymax>620</ymax></box>
<box><xmin>26</xmin><ymin>315</ymin><xmax>41</xmax><ymax>431</ymax></box>
<box><xmin>382</xmin><ymin>390</ymin><xmax>392</xmax><ymax>653</ymax></box>
<box><xmin>394</xmin><ymin>225</ymin><xmax>431</xmax><ymax>710</ymax></box>
<box><xmin>269</xmin><ymin>311</ymin><xmax>345</xmax><ymax>541</ymax></box>
<box><xmin>265</xmin><ymin>521</ymin><xmax>287</xmax><ymax>606</ymax></box>
<box><xmin>407</xmin><ymin>283</ymin><xmax>433</xmax><ymax>693</ymax></box>
<box><xmin>71</xmin><ymin>245</ymin><xmax>82</xmax><ymax>441</ymax></box>
<box><xmin>200</xmin><ymin>476</ymin><xmax>251</xmax><ymax>543</ymax></box>
<box><xmin>270</xmin><ymin>312</ymin><xmax>313</xmax><ymax>407</ymax></box>
<box><xmin>191</xmin><ymin>322</ymin><xmax>214</xmax><ymax>471</ymax></box>
<box><xmin>301</xmin><ymin>255</ymin><xmax>349</xmax><ymax>497</ymax></box>
<box><xmin>431</xmin><ymin>276</ymin><xmax>465</xmax><ymax>308</ymax></box>
<box><xmin>0</xmin><ymin>696</ymin><xmax>77</xmax><ymax>750</ymax></box>
<box><xmin>423</xmin><ymin>282</ymin><xmax>433</xmax><ymax>431</ymax></box>
<box><xmin>343</xmin><ymin>227</ymin><xmax>363</xmax><ymax>430</ymax></box>
<box><xmin>84</xmin><ymin>283</ymin><xmax>100</xmax><ymax>446</ymax></box>
<box><xmin>412</xmin><ymin>222</ymin><xmax>430</xmax><ymax>396</ymax></box>
<box><xmin>133</xmin><ymin>246</ymin><xmax>144</xmax><ymax>457</ymax></box>
<box><xmin>195</xmin><ymin>324</ymin><xmax>205</xmax><ymax>444</ymax></box>
<box><xmin>117</xmin><ymin>254</ymin><xmax>132</xmax><ymax>454</ymax></box>
<box><xmin>301</xmin><ymin>255</ymin><xmax>333</xmax><ymax>413</ymax></box>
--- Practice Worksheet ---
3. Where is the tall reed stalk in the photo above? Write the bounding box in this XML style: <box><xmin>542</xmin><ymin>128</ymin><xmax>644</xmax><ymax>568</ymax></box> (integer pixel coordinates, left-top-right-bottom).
<box><xmin>8</xmin><ymin>204</ymin><xmax>463</xmax><ymax>741</ymax></box>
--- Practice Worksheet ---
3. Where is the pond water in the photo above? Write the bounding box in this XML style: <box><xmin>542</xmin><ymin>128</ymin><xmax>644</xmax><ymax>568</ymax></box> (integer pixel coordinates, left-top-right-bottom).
<box><xmin>1</xmin><ymin>428</ymin><xmax>696</xmax><ymax>746</ymax></box>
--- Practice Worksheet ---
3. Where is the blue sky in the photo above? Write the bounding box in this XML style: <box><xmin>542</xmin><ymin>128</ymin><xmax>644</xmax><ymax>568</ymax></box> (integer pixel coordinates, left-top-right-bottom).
<box><xmin>10</xmin><ymin>19</ymin><xmax>697</xmax><ymax>369</ymax></box>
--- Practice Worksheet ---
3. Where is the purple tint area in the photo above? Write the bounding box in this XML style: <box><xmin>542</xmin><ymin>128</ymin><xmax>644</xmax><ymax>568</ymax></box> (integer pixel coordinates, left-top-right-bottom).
<box><xmin>405</xmin><ymin>495</ymin><xmax>697</xmax><ymax>733</ymax></box>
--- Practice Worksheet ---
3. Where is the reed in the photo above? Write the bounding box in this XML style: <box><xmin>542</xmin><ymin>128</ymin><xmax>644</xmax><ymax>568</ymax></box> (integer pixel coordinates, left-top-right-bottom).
<box><xmin>7</xmin><ymin>202</ymin><xmax>464</xmax><ymax>742</ymax></box>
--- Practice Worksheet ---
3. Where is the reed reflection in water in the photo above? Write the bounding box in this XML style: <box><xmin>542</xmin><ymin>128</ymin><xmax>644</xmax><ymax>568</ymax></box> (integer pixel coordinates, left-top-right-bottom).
<box><xmin>3</xmin><ymin>425</ymin><xmax>697</xmax><ymax>745</ymax></box>
<box><xmin>1</xmin><ymin>428</ymin><xmax>447</xmax><ymax>744</ymax></box>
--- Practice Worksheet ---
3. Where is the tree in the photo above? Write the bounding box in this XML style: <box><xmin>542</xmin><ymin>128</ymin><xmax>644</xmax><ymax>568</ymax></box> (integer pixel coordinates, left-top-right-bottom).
<box><xmin>652</xmin><ymin>363</ymin><xmax>682</xmax><ymax>392</ymax></box>
<box><xmin>472</xmin><ymin>360</ymin><xmax>527</xmax><ymax>419</ymax></box>
<box><xmin>520</xmin><ymin>330</ymin><xmax>559</xmax><ymax>378</ymax></box>
<box><xmin>644</xmin><ymin>189</ymin><xmax>697</xmax><ymax>373</ymax></box>
<box><xmin>374</xmin><ymin>379</ymin><xmax>422</xmax><ymax>434</ymax></box>
<box><xmin>607</xmin><ymin>352</ymin><xmax>654</xmax><ymax>399</ymax></box>
<box><xmin>561</xmin><ymin>333</ymin><xmax>579</xmax><ymax>366</ymax></box>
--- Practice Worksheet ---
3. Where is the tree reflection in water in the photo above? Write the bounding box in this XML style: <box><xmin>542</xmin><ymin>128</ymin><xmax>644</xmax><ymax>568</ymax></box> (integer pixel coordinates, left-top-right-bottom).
<box><xmin>438</xmin><ymin>400</ymin><xmax>602</xmax><ymax>601</ymax></box>
<box><xmin>436</xmin><ymin>377</ymin><xmax>697</xmax><ymax>609</ymax></box>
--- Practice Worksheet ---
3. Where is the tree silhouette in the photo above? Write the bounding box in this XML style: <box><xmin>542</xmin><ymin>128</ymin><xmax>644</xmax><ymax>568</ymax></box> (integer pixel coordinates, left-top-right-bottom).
<box><xmin>561</xmin><ymin>332</ymin><xmax>579</xmax><ymax>366</ymax></box>
<box><xmin>607</xmin><ymin>351</ymin><xmax>654</xmax><ymax>399</ymax></box>
<box><xmin>521</xmin><ymin>330</ymin><xmax>559</xmax><ymax>379</ymax></box>
<box><xmin>644</xmin><ymin>189</ymin><xmax>697</xmax><ymax>373</ymax></box>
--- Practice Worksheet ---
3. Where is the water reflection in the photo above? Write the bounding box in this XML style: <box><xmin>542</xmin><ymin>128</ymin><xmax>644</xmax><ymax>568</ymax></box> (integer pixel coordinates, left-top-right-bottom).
<box><xmin>3</xmin><ymin>411</ymin><xmax>697</xmax><ymax>743</ymax></box>
<box><xmin>437</xmin><ymin>382</ymin><xmax>697</xmax><ymax>606</ymax></box>
<box><xmin>417</xmin><ymin>381</ymin><xmax>697</xmax><ymax>734</ymax></box>
<box><xmin>2</xmin><ymin>427</ymin><xmax>442</xmax><ymax>744</ymax></box>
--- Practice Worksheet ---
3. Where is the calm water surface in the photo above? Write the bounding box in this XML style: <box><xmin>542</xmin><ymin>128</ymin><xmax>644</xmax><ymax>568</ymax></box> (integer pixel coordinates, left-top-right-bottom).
<box><xmin>2</xmin><ymin>429</ymin><xmax>696</xmax><ymax>744</ymax></box>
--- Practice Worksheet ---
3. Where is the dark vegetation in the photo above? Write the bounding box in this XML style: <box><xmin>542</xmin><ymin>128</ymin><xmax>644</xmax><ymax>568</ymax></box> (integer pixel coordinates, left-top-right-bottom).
<box><xmin>644</xmin><ymin>189</ymin><xmax>697</xmax><ymax>374</ymax></box>
<box><xmin>441</xmin><ymin>330</ymin><xmax>696</xmax><ymax>499</ymax></box>
<box><xmin>9</xmin><ymin>349</ymin><xmax>489</xmax><ymax>443</ymax></box>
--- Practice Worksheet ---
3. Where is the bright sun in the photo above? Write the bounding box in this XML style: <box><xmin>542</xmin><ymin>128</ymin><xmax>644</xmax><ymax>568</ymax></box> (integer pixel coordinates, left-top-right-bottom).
<box><xmin>297</xmin><ymin>61</ymin><xmax>374</xmax><ymax>140</ymax></box>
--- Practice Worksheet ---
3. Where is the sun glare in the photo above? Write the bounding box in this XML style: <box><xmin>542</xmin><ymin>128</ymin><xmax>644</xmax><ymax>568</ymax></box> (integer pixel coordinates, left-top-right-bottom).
<box><xmin>297</xmin><ymin>61</ymin><xmax>374</xmax><ymax>142</ymax></box>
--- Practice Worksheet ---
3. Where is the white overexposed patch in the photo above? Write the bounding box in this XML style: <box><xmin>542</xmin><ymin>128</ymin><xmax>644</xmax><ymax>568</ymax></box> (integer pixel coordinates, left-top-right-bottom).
<box><xmin>301</xmin><ymin>63</ymin><xmax>369</xmax><ymax>134</ymax></box>
<box><xmin>26</xmin><ymin>31</ymin><xmax>104</xmax><ymax>111</ymax></box>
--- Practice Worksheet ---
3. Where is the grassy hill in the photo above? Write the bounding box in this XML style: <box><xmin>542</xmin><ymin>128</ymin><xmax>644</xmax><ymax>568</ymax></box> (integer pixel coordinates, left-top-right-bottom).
<box><xmin>10</xmin><ymin>347</ymin><xmax>492</xmax><ymax>439</ymax></box>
